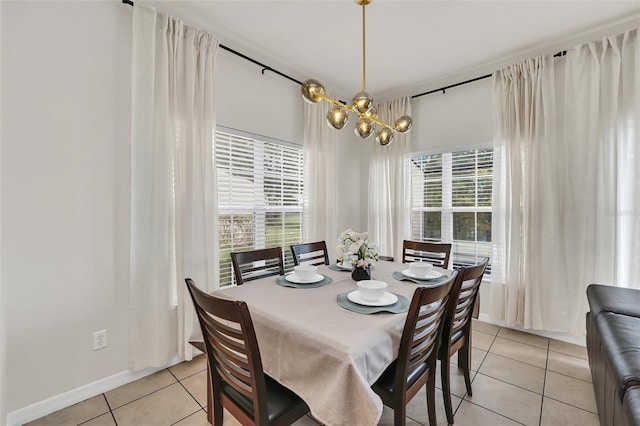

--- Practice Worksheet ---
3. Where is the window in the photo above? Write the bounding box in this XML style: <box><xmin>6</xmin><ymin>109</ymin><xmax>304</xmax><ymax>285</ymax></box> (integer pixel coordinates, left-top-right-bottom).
<box><xmin>411</xmin><ymin>148</ymin><xmax>492</xmax><ymax>272</ymax></box>
<box><xmin>216</xmin><ymin>128</ymin><xmax>304</xmax><ymax>287</ymax></box>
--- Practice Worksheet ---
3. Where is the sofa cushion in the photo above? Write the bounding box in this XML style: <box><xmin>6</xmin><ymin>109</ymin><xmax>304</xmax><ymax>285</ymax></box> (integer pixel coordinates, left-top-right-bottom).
<box><xmin>587</xmin><ymin>284</ymin><xmax>640</xmax><ymax>318</ymax></box>
<box><xmin>623</xmin><ymin>386</ymin><xmax>640</xmax><ymax>426</ymax></box>
<box><xmin>597</xmin><ymin>312</ymin><xmax>640</xmax><ymax>400</ymax></box>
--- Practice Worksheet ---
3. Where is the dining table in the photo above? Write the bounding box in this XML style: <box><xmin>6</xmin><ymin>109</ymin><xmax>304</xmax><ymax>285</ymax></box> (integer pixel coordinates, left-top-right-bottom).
<box><xmin>211</xmin><ymin>260</ymin><xmax>453</xmax><ymax>426</ymax></box>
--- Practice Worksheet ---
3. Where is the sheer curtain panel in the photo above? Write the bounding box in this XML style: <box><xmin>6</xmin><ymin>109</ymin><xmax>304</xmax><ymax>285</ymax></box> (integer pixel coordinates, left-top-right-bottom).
<box><xmin>130</xmin><ymin>5</ymin><xmax>219</xmax><ymax>369</ymax></box>
<box><xmin>368</xmin><ymin>97</ymin><xmax>412</xmax><ymax>262</ymax></box>
<box><xmin>304</xmin><ymin>97</ymin><xmax>337</xmax><ymax>260</ymax></box>
<box><xmin>490</xmin><ymin>29</ymin><xmax>640</xmax><ymax>335</ymax></box>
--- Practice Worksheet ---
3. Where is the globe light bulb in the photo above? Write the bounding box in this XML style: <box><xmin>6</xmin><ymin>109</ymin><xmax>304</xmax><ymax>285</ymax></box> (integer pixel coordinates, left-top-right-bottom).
<box><xmin>394</xmin><ymin>115</ymin><xmax>413</xmax><ymax>133</ymax></box>
<box><xmin>355</xmin><ymin>117</ymin><xmax>374</xmax><ymax>139</ymax></box>
<box><xmin>376</xmin><ymin>127</ymin><xmax>394</xmax><ymax>146</ymax></box>
<box><xmin>301</xmin><ymin>79</ymin><xmax>325</xmax><ymax>104</ymax></box>
<box><xmin>326</xmin><ymin>106</ymin><xmax>349</xmax><ymax>130</ymax></box>
<box><xmin>352</xmin><ymin>91</ymin><xmax>373</xmax><ymax>114</ymax></box>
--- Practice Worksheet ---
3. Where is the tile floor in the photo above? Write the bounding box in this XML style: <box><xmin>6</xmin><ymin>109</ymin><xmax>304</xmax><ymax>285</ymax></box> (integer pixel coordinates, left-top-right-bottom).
<box><xmin>26</xmin><ymin>320</ymin><xmax>598</xmax><ymax>426</ymax></box>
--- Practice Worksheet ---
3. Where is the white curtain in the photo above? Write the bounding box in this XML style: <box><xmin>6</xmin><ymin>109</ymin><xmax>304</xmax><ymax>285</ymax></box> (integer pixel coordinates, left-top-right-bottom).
<box><xmin>303</xmin><ymin>98</ymin><xmax>337</xmax><ymax>259</ymax></box>
<box><xmin>490</xmin><ymin>29</ymin><xmax>640</xmax><ymax>335</ymax></box>
<box><xmin>368</xmin><ymin>97</ymin><xmax>412</xmax><ymax>262</ymax></box>
<box><xmin>130</xmin><ymin>5</ymin><xmax>219</xmax><ymax>369</ymax></box>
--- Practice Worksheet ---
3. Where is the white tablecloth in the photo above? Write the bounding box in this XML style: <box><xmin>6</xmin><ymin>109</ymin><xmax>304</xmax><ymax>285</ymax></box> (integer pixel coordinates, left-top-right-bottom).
<box><xmin>215</xmin><ymin>261</ymin><xmax>442</xmax><ymax>426</ymax></box>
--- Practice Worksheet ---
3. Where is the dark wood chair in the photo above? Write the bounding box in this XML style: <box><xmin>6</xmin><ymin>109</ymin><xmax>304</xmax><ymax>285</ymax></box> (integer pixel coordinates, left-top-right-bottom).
<box><xmin>402</xmin><ymin>240</ymin><xmax>452</xmax><ymax>269</ymax></box>
<box><xmin>372</xmin><ymin>271</ymin><xmax>458</xmax><ymax>426</ymax></box>
<box><xmin>290</xmin><ymin>241</ymin><xmax>330</xmax><ymax>266</ymax></box>
<box><xmin>231</xmin><ymin>247</ymin><xmax>284</xmax><ymax>285</ymax></box>
<box><xmin>185</xmin><ymin>278</ymin><xmax>310</xmax><ymax>425</ymax></box>
<box><xmin>438</xmin><ymin>258</ymin><xmax>489</xmax><ymax>424</ymax></box>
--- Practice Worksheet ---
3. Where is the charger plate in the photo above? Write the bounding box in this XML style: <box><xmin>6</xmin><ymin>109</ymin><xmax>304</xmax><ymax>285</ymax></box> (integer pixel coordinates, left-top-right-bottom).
<box><xmin>276</xmin><ymin>275</ymin><xmax>333</xmax><ymax>289</ymax></box>
<box><xmin>336</xmin><ymin>291</ymin><xmax>409</xmax><ymax>314</ymax></box>
<box><xmin>392</xmin><ymin>271</ymin><xmax>452</xmax><ymax>286</ymax></box>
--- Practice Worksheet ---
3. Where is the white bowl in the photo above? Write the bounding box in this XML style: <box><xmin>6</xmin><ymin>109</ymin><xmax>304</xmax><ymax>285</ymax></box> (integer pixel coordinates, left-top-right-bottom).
<box><xmin>409</xmin><ymin>261</ymin><xmax>433</xmax><ymax>278</ymax></box>
<box><xmin>340</xmin><ymin>258</ymin><xmax>353</xmax><ymax>268</ymax></box>
<box><xmin>294</xmin><ymin>265</ymin><xmax>317</xmax><ymax>281</ymax></box>
<box><xmin>357</xmin><ymin>280</ymin><xmax>388</xmax><ymax>302</ymax></box>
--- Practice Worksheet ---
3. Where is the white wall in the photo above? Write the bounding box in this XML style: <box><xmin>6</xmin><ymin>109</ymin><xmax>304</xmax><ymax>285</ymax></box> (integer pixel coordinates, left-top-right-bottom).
<box><xmin>216</xmin><ymin>49</ymin><xmax>303</xmax><ymax>145</ymax></box>
<box><xmin>0</xmin><ymin>0</ymin><xmax>6</xmax><ymax>422</ymax></box>
<box><xmin>1</xmin><ymin>0</ymin><xmax>306</xmax><ymax>420</ymax></box>
<box><xmin>2</xmin><ymin>0</ymin><xmax>132</xmax><ymax>414</ymax></box>
<box><xmin>411</xmin><ymin>78</ymin><xmax>493</xmax><ymax>153</ymax></box>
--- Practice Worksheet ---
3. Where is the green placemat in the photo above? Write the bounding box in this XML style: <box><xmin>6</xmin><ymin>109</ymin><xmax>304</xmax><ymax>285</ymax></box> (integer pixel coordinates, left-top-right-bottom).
<box><xmin>336</xmin><ymin>292</ymin><xmax>409</xmax><ymax>314</ymax></box>
<box><xmin>276</xmin><ymin>274</ymin><xmax>333</xmax><ymax>289</ymax></box>
<box><xmin>329</xmin><ymin>263</ymin><xmax>353</xmax><ymax>272</ymax></box>
<box><xmin>392</xmin><ymin>271</ymin><xmax>452</xmax><ymax>286</ymax></box>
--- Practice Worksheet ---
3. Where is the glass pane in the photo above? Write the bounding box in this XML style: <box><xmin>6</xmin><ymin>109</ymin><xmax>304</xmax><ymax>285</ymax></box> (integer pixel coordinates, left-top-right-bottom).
<box><xmin>453</xmin><ymin>212</ymin><xmax>476</xmax><ymax>241</ymax></box>
<box><xmin>452</xmin><ymin>178</ymin><xmax>476</xmax><ymax>207</ymax></box>
<box><xmin>477</xmin><ymin>176</ymin><xmax>492</xmax><ymax>207</ymax></box>
<box><xmin>452</xmin><ymin>150</ymin><xmax>475</xmax><ymax>177</ymax></box>
<box><xmin>477</xmin><ymin>212</ymin><xmax>492</xmax><ymax>242</ymax></box>
<box><xmin>423</xmin><ymin>212</ymin><xmax>441</xmax><ymax>240</ymax></box>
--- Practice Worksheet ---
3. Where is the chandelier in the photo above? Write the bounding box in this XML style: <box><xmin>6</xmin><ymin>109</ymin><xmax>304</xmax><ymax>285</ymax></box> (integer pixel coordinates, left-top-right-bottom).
<box><xmin>301</xmin><ymin>0</ymin><xmax>412</xmax><ymax>146</ymax></box>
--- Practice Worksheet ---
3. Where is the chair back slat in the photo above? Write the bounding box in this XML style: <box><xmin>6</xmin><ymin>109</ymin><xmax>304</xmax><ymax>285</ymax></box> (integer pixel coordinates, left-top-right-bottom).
<box><xmin>185</xmin><ymin>279</ymin><xmax>269</xmax><ymax>423</ymax></box>
<box><xmin>395</xmin><ymin>272</ymin><xmax>457</xmax><ymax>393</ymax></box>
<box><xmin>231</xmin><ymin>247</ymin><xmax>284</xmax><ymax>285</ymax></box>
<box><xmin>290</xmin><ymin>241</ymin><xmax>330</xmax><ymax>266</ymax></box>
<box><xmin>402</xmin><ymin>240</ymin><xmax>452</xmax><ymax>269</ymax></box>
<box><xmin>443</xmin><ymin>258</ymin><xmax>489</xmax><ymax>344</ymax></box>
<box><xmin>406</xmin><ymin>289</ymin><xmax>452</xmax><ymax>372</ymax></box>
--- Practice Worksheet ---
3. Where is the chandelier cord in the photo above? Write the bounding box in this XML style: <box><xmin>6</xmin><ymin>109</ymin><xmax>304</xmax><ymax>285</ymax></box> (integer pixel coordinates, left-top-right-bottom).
<box><xmin>362</xmin><ymin>2</ymin><xmax>366</xmax><ymax>92</ymax></box>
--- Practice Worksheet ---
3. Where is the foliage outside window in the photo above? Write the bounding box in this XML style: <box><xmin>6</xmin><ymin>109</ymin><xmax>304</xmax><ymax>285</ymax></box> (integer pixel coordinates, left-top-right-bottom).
<box><xmin>411</xmin><ymin>148</ymin><xmax>492</xmax><ymax>272</ymax></box>
<box><xmin>216</xmin><ymin>128</ymin><xmax>304</xmax><ymax>287</ymax></box>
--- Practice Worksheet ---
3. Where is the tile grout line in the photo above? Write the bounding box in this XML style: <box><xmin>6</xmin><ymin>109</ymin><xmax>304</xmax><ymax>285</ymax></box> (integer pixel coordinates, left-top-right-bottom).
<box><xmin>538</xmin><ymin>341</ymin><xmax>550</xmax><ymax>426</ymax></box>
<box><xmin>170</xmin><ymin>367</ymin><xmax>208</xmax><ymax>412</ymax></box>
<box><xmin>74</xmin><ymin>394</ymin><xmax>117</xmax><ymax>426</ymax></box>
<box><xmin>463</xmin><ymin>399</ymin><xmax>528</xmax><ymax>426</ymax></box>
<box><xmin>102</xmin><ymin>393</ymin><xmax>118</xmax><ymax>426</ymax></box>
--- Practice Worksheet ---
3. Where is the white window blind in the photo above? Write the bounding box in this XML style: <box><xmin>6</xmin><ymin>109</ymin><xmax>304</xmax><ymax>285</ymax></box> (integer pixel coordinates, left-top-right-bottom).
<box><xmin>411</xmin><ymin>148</ymin><xmax>493</xmax><ymax>272</ymax></box>
<box><xmin>216</xmin><ymin>129</ymin><xmax>304</xmax><ymax>287</ymax></box>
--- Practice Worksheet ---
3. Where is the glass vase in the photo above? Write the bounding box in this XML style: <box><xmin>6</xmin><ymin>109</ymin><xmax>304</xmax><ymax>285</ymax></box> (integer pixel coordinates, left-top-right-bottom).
<box><xmin>351</xmin><ymin>265</ymin><xmax>371</xmax><ymax>281</ymax></box>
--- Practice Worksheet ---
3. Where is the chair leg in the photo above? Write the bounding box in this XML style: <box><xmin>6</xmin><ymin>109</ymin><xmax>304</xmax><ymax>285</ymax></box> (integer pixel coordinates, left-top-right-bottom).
<box><xmin>440</xmin><ymin>357</ymin><xmax>455</xmax><ymax>425</ymax></box>
<box><xmin>206</xmin><ymin>365</ymin><xmax>213</xmax><ymax>424</ymax></box>
<box><xmin>212</xmin><ymin>390</ymin><xmax>223</xmax><ymax>425</ymax></box>
<box><xmin>393</xmin><ymin>402</ymin><xmax>407</xmax><ymax>426</ymax></box>
<box><xmin>459</xmin><ymin>343</ymin><xmax>473</xmax><ymax>396</ymax></box>
<box><xmin>426</xmin><ymin>372</ymin><xmax>438</xmax><ymax>426</ymax></box>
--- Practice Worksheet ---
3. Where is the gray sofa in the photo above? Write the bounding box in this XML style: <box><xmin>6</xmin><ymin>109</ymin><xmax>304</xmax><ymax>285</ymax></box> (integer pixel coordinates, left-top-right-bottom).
<box><xmin>586</xmin><ymin>284</ymin><xmax>640</xmax><ymax>426</ymax></box>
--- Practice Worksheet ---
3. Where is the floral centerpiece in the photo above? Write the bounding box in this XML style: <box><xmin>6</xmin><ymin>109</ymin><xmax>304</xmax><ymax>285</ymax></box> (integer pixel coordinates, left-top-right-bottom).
<box><xmin>337</xmin><ymin>229</ymin><xmax>379</xmax><ymax>281</ymax></box>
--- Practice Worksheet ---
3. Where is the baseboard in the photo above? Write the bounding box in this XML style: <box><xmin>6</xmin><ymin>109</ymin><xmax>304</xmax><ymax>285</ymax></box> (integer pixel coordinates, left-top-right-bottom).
<box><xmin>477</xmin><ymin>313</ymin><xmax>586</xmax><ymax>346</ymax></box>
<box><xmin>6</xmin><ymin>355</ymin><xmax>183</xmax><ymax>426</ymax></box>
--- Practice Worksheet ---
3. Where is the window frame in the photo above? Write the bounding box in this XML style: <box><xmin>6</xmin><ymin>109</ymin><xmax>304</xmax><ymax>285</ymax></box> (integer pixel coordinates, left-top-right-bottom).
<box><xmin>411</xmin><ymin>142</ymin><xmax>493</xmax><ymax>273</ymax></box>
<box><xmin>216</xmin><ymin>126</ymin><xmax>304</xmax><ymax>287</ymax></box>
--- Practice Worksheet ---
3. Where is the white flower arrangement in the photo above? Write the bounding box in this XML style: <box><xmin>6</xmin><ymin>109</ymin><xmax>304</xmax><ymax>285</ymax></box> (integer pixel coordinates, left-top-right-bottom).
<box><xmin>337</xmin><ymin>228</ymin><xmax>380</xmax><ymax>268</ymax></box>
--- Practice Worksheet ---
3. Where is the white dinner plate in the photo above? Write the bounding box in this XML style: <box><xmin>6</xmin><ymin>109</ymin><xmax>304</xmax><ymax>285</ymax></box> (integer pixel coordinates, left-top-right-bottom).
<box><xmin>335</xmin><ymin>263</ymin><xmax>353</xmax><ymax>270</ymax></box>
<box><xmin>401</xmin><ymin>269</ymin><xmax>442</xmax><ymax>280</ymax></box>
<box><xmin>347</xmin><ymin>290</ymin><xmax>398</xmax><ymax>307</ymax></box>
<box><xmin>285</xmin><ymin>273</ymin><xmax>324</xmax><ymax>284</ymax></box>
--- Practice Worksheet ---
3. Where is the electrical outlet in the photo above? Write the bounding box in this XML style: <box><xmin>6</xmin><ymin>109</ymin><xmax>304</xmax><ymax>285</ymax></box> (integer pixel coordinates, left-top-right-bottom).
<box><xmin>93</xmin><ymin>329</ymin><xmax>108</xmax><ymax>350</ymax></box>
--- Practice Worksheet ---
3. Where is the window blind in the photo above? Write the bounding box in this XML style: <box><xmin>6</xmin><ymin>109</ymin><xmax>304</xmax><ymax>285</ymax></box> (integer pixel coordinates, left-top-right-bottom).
<box><xmin>216</xmin><ymin>130</ymin><xmax>304</xmax><ymax>287</ymax></box>
<box><xmin>411</xmin><ymin>148</ymin><xmax>493</xmax><ymax>272</ymax></box>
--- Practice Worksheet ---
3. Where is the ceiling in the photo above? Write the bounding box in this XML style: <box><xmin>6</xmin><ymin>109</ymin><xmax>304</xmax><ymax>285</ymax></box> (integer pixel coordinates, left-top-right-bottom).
<box><xmin>151</xmin><ymin>0</ymin><xmax>640</xmax><ymax>100</ymax></box>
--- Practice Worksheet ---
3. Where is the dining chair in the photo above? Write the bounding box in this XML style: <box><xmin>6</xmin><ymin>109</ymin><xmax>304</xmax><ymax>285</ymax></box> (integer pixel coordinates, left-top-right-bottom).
<box><xmin>402</xmin><ymin>240</ymin><xmax>452</xmax><ymax>269</ymax></box>
<box><xmin>231</xmin><ymin>247</ymin><xmax>284</xmax><ymax>285</ymax></box>
<box><xmin>185</xmin><ymin>278</ymin><xmax>310</xmax><ymax>425</ymax></box>
<box><xmin>371</xmin><ymin>271</ymin><xmax>458</xmax><ymax>426</ymax></box>
<box><xmin>290</xmin><ymin>241</ymin><xmax>330</xmax><ymax>266</ymax></box>
<box><xmin>438</xmin><ymin>257</ymin><xmax>489</xmax><ymax>424</ymax></box>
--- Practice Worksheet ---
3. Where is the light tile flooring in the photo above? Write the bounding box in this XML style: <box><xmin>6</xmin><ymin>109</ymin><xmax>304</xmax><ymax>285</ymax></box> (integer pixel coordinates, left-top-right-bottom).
<box><xmin>26</xmin><ymin>320</ymin><xmax>597</xmax><ymax>426</ymax></box>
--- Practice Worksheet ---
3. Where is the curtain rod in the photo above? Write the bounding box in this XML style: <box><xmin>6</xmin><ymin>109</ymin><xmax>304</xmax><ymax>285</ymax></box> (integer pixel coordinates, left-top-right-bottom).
<box><xmin>121</xmin><ymin>0</ymin><xmax>303</xmax><ymax>86</ymax></box>
<box><xmin>412</xmin><ymin>50</ymin><xmax>567</xmax><ymax>99</ymax></box>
